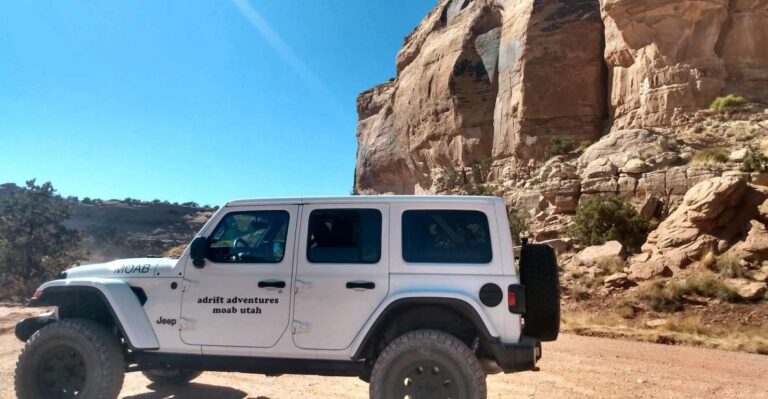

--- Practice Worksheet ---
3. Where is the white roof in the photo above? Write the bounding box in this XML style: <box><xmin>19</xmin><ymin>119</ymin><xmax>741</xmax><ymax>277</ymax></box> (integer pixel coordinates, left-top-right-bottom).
<box><xmin>225</xmin><ymin>195</ymin><xmax>503</xmax><ymax>207</ymax></box>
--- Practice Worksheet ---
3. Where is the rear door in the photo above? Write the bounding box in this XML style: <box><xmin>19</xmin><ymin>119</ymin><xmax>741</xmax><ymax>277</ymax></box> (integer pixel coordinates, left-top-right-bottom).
<box><xmin>292</xmin><ymin>203</ymin><xmax>389</xmax><ymax>350</ymax></box>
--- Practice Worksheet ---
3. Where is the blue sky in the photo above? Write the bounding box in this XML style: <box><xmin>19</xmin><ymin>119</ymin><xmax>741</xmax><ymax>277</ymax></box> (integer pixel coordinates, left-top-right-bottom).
<box><xmin>0</xmin><ymin>0</ymin><xmax>435</xmax><ymax>205</ymax></box>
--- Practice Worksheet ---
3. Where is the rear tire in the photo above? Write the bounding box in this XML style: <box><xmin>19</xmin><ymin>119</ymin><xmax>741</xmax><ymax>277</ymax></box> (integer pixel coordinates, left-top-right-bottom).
<box><xmin>370</xmin><ymin>329</ymin><xmax>486</xmax><ymax>399</ymax></box>
<box><xmin>15</xmin><ymin>319</ymin><xmax>125</xmax><ymax>399</ymax></box>
<box><xmin>142</xmin><ymin>368</ymin><xmax>203</xmax><ymax>386</ymax></box>
<box><xmin>519</xmin><ymin>244</ymin><xmax>561</xmax><ymax>342</ymax></box>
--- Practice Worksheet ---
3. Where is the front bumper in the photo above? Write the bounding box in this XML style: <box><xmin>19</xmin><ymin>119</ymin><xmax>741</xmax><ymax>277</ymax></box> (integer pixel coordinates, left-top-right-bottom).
<box><xmin>488</xmin><ymin>336</ymin><xmax>541</xmax><ymax>372</ymax></box>
<box><xmin>15</xmin><ymin>314</ymin><xmax>56</xmax><ymax>342</ymax></box>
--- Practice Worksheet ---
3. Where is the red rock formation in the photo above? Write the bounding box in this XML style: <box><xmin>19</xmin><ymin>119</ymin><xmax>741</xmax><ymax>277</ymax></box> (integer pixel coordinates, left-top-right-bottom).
<box><xmin>355</xmin><ymin>0</ymin><xmax>768</xmax><ymax>194</ymax></box>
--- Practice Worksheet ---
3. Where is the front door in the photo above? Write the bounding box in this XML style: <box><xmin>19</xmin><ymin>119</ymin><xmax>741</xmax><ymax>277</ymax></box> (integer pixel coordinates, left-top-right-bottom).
<box><xmin>292</xmin><ymin>204</ymin><xmax>389</xmax><ymax>350</ymax></box>
<box><xmin>180</xmin><ymin>206</ymin><xmax>297</xmax><ymax>347</ymax></box>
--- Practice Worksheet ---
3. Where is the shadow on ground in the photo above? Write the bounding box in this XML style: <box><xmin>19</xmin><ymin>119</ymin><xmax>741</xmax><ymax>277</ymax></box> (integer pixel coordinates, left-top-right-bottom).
<box><xmin>122</xmin><ymin>382</ymin><xmax>272</xmax><ymax>399</ymax></box>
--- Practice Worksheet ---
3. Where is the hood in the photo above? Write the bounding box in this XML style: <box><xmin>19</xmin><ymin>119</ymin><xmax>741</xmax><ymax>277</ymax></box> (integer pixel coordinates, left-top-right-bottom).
<box><xmin>64</xmin><ymin>257</ymin><xmax>180</xmax><ymax>279</ymax></box>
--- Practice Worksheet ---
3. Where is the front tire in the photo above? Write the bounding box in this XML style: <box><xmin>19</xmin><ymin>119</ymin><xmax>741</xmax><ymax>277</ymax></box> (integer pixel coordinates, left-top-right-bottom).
<box><xmin>141</xmin><ymin>368</ymin><xmax>203</xmax><ymax>386</ymax></box>
<box><xmin>15</xmin><ymin>319</ymin><xmax>125</xmax><ymax>399</ymax></box>
<box><xmin>370</xmin><ymin>330</ymin><xmax>486</xmax><ymax>399</ymax></box>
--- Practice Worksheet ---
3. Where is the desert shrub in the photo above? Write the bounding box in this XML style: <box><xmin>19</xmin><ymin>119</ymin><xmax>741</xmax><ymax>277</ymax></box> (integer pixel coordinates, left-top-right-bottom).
<box><xmin>470</xmin><ymin>158</ymin><xmax>493</xmax><ymax>184</ymax></box>
<box><xmin>691</xmin><ymin>148</ymin><xmax>729</xmax><ymax>165</ymax></box>
<box><xmin>547</xmin><ymin>136</ymin><xmax>576</xmax><ymax>157</ymax></box>
<box><xmin>465</xmin><ymin>183</ymin><xmax>495</xmax><ymax>196</ymax></box>
<box><xmin>569</xmin><ymin>195</ymin><xmax>649</xmax><ymax>251</ymax></box>
<box><xmin>435</xmin><ymin>165</ymin><xmax>466</xmax><ymax>192</ymax></box>
<box><xmin>616</xmin><ymin>299</ymin><xmax>637</xmax><ymax>319</ymax></box>
<box><xmin>686</xmin><ymin>272</ymin><xmax>738</xmax><ymax>302</ymax></box>
<box><xmin>0</xmin><ymin>180</ymin><xmax>85</xmax><ymax>297</ymax></box>
<box><xmin>710</xmin><ymin>95</ymin><xmax>748</xmax><ymax>112</ymax></box>
<box><xmin>594</xmin><ymin>256</ymin><xmax>627</xmax><ymax>275</ymax></box>
<box><xmin>662</xmin><ymin>316</ymin><xmax>712</xmax><ymax>336</ymax></box>
<box><xmin>572</xmin><ymin>283</ymin><xmax>590</xmax><ymax>301</ymax></box>
<box><xmin>741</xmin><ymin>152</ymin><xmax>768</xmax><ymax>173</ymax></box>
<box><xmin>640</xmin><ymin>280</ymin><xmax>687</xmax><ymax>312</ymax></box>
<box><xmin>508</xmin><ymin>210</ymin><xmax>530</xmax><ymax>245</ymax></box>
<box><xmin>709</xmin><ymin>253</ymin><xmax>746</xmax><ymax>278</ymax></box>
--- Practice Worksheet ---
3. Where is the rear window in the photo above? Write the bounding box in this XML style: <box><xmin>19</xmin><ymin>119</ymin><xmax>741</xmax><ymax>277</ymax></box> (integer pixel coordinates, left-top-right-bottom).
<box><xmin>307</xmin><ymin>209</ymin><xmax>382</xmax><ymax>264</ymax></box>
<box><xmin>402</xmin><ymin>210</ymin><xmax>492</xmax><ymax>264</ymax></box>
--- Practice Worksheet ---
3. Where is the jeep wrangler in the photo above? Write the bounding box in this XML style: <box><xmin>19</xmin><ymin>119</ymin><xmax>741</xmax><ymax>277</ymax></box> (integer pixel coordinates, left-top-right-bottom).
<box><xmin>15</xmin><ymin>196</ymin><xmax>559</xmax><ymax>399</ymax></box>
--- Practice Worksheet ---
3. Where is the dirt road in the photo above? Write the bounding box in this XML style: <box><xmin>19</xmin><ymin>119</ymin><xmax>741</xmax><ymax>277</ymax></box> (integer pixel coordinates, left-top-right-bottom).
<box><xmin>1</xmin><ymin>305</ymin><xmax>766</xmax><ymax>399</ymax></box>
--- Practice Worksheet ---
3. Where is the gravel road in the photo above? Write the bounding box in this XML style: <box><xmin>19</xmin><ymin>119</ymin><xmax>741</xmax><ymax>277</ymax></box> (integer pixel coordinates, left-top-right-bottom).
<box><xmin>1</xmin><ymin>305</ymin><xmax>766</xmax><ymax>399</ymax></box>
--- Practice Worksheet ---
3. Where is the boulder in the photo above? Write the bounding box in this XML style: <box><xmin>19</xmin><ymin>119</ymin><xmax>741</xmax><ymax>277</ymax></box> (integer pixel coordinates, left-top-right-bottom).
<box><xmin>730</xmin><ymin>148</ymin><xmax>749</xmax><ymax>162</ymax></box>
<box><xmin>727</xmin><ymin>219</ymin><xmax>768</xmax><ymax>262</ymax></box>
<box><xmin>622</xmin><ymin>159</ymin><xmax>649</xmax><ymax>174</ymax></box>
<box><xmin>727</xmin><ymin>279</ymin><xmax>768</xmax><ymax>301</ymax></box>
<box><xmin>576</xmin><ymin>241</ymin><xmax>625</xmax><ymax>264</ymax></box>
<box><xmin>604</xmin><ymin>272</ymin><xmax>635</xmax><ymax>290</ymax></box>
<box><xmin>583</xmin><ymin>158</ymin><xmax>618</xmax><ymax>179</ymax></box>
<box><xmin>643</xmin><ymin>177</ymin><xmax>767</xmax><ymax>267</ymax></box>
<box><xmin>541</xmin><ymin>238</ymin><xmax>574</xmax><ymax>256</ymax></box>
<box><xmin>629</xmin><ymin>260</ymin><xmax>673</xmax><ymax>281</ymax></box>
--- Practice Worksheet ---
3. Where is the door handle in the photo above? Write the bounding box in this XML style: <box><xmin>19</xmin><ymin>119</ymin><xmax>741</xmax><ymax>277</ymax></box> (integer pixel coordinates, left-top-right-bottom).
<box><xmin>258</xmin><ymin>280</ymin><xmax>286</xmax><ymax>289</ymax></box>
<box><xmin>346</xmin><ymin>281</ymin><xmax>376</xmax><ymax>290</ymax></box>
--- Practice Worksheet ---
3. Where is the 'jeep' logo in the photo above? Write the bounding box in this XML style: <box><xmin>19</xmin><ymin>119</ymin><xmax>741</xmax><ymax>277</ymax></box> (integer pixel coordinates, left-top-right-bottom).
<box><xmin>156</xmin><ymin>316</ymin><xmax>177</xmax><ymax>326</ymax></box>
<box><xmin>114</xmin><ymin>264</ymin><xmax>152</xmax><ymax>275</ymax></box>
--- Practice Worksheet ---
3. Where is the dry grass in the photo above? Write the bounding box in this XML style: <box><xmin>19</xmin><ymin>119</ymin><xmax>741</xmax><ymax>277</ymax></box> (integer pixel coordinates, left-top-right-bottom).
<box><xmin>638</xmin><ymin>272</ymin><xmax>739</xmax><ymax>313</ymax></box>
<box><xmin>594</xmin><ymin>256</ymin><xmax>627</xmax><ymax>275</ymax></box>
<box><xmin>686</xmin><ymin>272</ymin><xmax>738</xmax><ymax>302</ymax></box>
<box><xmin>662</xmin><ymin>316</ymin><xmax>712</xmax><ymax>336</ymax></box>
<box><xmin>616</xmin><ymin>299</ymin><xmax>638</xmax><ymax>319</ymax></box>
<box><xmin>639</xmin><ymin>280</ymin><xmax>688</xmax><ymax>312</ymax></box>
<box><xmin>572</xmin><ymin>283</ymin><xmax>590</xmax><ymax>301</ymax></box>
<box><xmin>691</xmin><ymin>148</ymin><xmax>729</xmax><ymax>165</ymax></box>
<box><xmin>709</xmin><ymin>253</ymin><xmax>746</xmax><ymax>278</ymax></box>
<box><xmin>562</xmin><ymin>311</ymin><xmax>768</xmax><ymax>355</ymax></box>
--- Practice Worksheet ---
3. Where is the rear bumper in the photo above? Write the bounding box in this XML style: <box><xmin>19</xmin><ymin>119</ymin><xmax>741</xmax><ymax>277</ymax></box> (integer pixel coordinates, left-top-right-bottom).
<box><xmin>488</xmin><ymin>336</ymin><xmax>541</xmax><ymax>372</ymax></box>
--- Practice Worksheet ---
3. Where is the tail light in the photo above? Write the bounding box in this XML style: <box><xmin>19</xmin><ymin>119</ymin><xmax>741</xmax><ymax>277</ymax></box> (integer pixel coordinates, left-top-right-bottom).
<box><xmin>508</xmin><ymin>284</ymin><xmax>526</xmax><ymax>314</ymax></box>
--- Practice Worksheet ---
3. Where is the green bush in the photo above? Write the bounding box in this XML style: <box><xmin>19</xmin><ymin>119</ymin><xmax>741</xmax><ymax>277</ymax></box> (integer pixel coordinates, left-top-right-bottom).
<box><xmin>508</xmin><ymin>210</ymin><xmax>530</xmax><ymax>245</ymax></box>
<box><xmin>691</xmin><ymin>148</ymin><xmax>729</xmax><ymax>165</ymax></box>
<box><xmin>741</xmin><ymin>152</ymin><xmax>768</xmax><ymax>173</ymax></box>
<box><xmin>0</xmin><ymin>180</ymin><xmax>85</xmax><ymax>297</ymax></box>
<box><xmin>710</xmin><ymin>95</ymin><xmax>748</xmax><ymax>112</ymax></box>
<box><xmin>470</xmin><ymin>158</ymin><xmax>493</xmax><ymax>184</ymax></box>
<box><xmin>435</xmin><ymin>165</ymin><xmax>466</xmax><ymax>192</ymax></box>
<box><xmin>569</xmin><ymin>195</ymin><xmax>649</xmax><ymax>251</ymax></box>
<box><xmin>547</xmin><ymin>137</ymin><xmax>576</xmax><ymax>157</ymax></box>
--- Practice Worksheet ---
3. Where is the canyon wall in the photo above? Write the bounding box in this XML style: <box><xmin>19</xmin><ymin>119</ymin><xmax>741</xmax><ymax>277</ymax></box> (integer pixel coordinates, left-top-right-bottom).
<box><xmin>355</xmin><ymin>0</ymin><xmax>768</xmax><ymax>194</ymax></box>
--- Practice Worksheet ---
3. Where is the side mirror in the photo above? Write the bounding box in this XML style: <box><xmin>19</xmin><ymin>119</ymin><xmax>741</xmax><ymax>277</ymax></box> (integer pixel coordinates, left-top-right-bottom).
<box><xmin>190</xmin><ymin>237</ymin><xmax>208</xmax><ymax>269</ymax></box>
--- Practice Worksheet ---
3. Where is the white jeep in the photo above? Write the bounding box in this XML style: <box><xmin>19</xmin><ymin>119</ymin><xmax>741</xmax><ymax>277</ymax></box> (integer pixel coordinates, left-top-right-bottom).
<box><xmin>15</xmin><ymin>196</ymin><xmax>560</xmax><ymax>399</ymax></box>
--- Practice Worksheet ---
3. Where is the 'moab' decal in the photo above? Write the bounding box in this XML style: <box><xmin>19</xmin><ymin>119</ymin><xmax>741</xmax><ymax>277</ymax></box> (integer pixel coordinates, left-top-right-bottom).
<box><xmin>114</xmin><ymin>264</ymin><xmax>152</xmax><ymax>275</ymax></box>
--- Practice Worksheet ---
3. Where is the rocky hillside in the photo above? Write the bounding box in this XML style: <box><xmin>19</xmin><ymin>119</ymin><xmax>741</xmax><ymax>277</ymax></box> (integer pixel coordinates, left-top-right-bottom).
<box><xmin>0</xmin><ymin>183</ymin><xmax>212</xmax><ymax>263</ymax></box>
<box><xmin>355</xmin><ymin>0</ymin><xmax>768</xmax><ymax>352</ymax></box>
<box><xmin>355</xmin><ymin>0</ymin><xmax>768</xmax><ymax>194</ymax></box>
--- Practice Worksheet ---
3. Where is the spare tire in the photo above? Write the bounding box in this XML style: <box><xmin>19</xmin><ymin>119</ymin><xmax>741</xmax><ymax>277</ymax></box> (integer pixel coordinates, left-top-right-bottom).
<box><xmin>518</xmin><ymin>244</ymin><xmax>560</xmax><ymax>342</ymax></box>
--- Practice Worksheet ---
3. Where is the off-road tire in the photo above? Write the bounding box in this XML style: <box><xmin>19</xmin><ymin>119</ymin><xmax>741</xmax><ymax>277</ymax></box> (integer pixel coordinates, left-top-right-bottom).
<box><xmin>370</xmin><ymin>329</ymin><xmax>486</xmax><ymax>399</ymax></box>
<box><xmin>15</xmin><ymin>319</ymin><xmax>125</xmax><ymax>399</ymax></box>
<box><xmin>519</xmin><ymin>243</ymin><xmax>560</xmax><ymax>342</ymax></box>
<box><xmin>142</xmin><ymin>368</ymin><xmax>203</xmax><ymax>386</ymax></box>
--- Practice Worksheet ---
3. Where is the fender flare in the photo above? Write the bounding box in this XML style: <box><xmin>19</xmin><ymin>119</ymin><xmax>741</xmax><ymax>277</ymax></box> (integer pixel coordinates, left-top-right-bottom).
<box><xmin>32</xmin><ymin>278</ymin><xmax>160</xmax><ymax>350</ymax></box>
<box><xmin>351</xmin><ymin>294</ymin><xmax>500</xmax><ymax>360</ymax></box>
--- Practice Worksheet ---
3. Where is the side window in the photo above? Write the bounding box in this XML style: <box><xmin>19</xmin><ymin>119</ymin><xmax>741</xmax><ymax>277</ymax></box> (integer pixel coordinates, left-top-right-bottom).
<box><xmin>402</xmin><ymin>210</ymin><xmax>492</xmax><ymax>264</ymax></box>
<box><xmin>307</xmin><ymin>209</ymin><xmax>382</xmax><ymax>264</ymax></box>
<box><xmin>207</xmin><ymin>211</ymin><xmax>290</xmax><ymax>263</ymax></box>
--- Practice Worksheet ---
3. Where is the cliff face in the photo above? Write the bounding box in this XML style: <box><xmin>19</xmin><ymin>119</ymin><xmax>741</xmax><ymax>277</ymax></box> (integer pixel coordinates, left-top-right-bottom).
<box><xmin>355</xmin><ymin>0</ymin><xmax>768</xmax><ymax>194</ymax></box>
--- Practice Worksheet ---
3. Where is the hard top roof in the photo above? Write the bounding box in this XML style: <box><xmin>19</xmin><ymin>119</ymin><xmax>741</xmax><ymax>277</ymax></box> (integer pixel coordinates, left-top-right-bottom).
<box><xmin>225</xmin><ymin>195</ymin><xmax>503</xmax><ymax>207</ymax></box>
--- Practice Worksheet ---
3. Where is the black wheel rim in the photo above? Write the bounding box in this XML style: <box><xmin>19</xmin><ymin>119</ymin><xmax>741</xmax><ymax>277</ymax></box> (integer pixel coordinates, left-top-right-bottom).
<box><xmin>395</xmin><ymin>360</ymin><xmax>459</xmax><ymax>399</ymax></box>
<box><xmin>36</xmin><ymin>345</ymin><xmax>87</xmax><ymax>399</ymax></box>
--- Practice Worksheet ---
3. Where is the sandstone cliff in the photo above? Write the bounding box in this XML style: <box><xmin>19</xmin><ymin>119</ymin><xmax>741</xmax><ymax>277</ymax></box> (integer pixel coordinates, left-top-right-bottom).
<box><xmin>355</xmin><ymin>0</ymin><xmax>768</xmax><ymax>194</ymax></box>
